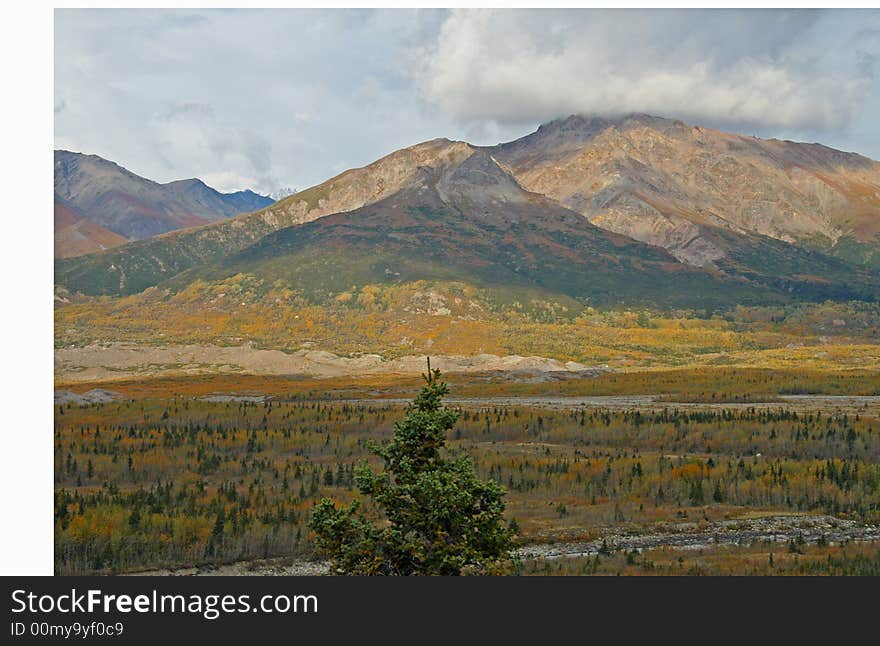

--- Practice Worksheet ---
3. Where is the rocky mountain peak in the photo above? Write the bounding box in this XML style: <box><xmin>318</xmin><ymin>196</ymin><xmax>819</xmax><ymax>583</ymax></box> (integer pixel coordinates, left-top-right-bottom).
<box><xmin>435</xmin><ymin>149</ymin><xmax>532</xmax><ymax>206</ymax></box>
<box><xmin>492</xmin><ymin>113</ymin><xmax>880</xmax><ymax>268</ymax></box>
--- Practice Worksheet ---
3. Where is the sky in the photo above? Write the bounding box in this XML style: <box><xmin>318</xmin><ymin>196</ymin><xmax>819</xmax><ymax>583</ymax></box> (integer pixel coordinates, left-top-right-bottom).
<box><xmin>55</xmin><ymin>8</ymin><xmax>880</xmax><ymax>196</ymax></box>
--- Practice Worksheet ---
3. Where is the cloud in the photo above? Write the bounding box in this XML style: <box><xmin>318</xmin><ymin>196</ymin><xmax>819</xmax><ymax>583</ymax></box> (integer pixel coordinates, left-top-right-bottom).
<box><xmin>54</xmin><ymin>9</ymin><xmax>880</xmax><ymax>191</ymax></box>
<box><xmin>417</xmin><ymin>9</ymin><xmax>880</xmax><ymax>132</ymax></box>
<box><xmin>54</xmin><ymin>8</ymin><xmax>460</xmax><ymax>192</ymax></box>
<box><xmin>149</xmin><ymin>102</ymin><xmax>277</xmax><ymax>193</ymax></box>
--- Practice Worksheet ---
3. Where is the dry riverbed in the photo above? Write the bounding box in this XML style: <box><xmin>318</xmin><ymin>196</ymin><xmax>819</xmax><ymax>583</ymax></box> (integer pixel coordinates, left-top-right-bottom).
<box><xmin>127</xmin><ymin>514</ymin><xmax>878</xmax><ymax>576</ymax></box>
<box><xmin>55</xmin><ymin>343</ymin><xmax>609</xmax><ymax>382</ymax></box>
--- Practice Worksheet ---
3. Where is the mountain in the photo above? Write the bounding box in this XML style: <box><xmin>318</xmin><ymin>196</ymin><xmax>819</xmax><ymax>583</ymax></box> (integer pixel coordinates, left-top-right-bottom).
<box><xmin>175</xmin><ymin>145</ymin><xmax>721</xmax><ymax>304</ymax></box>
<box><xmin>53</xmin><ymin>150</ymin><xmax>274</xmax><ymax>243</ymax></box>
<box><xmin>54</xmin><ymin>118</ymin><xmax>880</xmax><ymax>306</ymax></box>
<box><xmin>54</xmin><ymin>198</ymin><xmax>127</xmax><ymax>258</ymax></box>
<box><xmin>159</xmin><ymin>143</ymin><xmax>873</xmax><ymax>308</ymax></box>
<box><xmin>54</xmin><ymin>140</ymin><xmax>486</xmax><ymax>295</ymax></box>
<box><xmin>492</xmin><ymin>114</ymin><xmax>880</xmax><ymax>269</ymax></box>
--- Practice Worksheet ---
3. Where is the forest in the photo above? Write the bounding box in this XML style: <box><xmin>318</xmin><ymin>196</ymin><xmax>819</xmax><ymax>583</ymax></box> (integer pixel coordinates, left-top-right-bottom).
<box><xmin>54</xmin><ymin>375</ymin><xmax>880</xmax><ymax>575</ymax></box>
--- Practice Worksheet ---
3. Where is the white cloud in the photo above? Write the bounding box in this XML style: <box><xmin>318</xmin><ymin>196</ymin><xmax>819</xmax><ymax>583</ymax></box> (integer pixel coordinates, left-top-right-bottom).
<box><xmin>417</xmin><ymin>9</ymin><xmax>880</xmax><ymax>133</ymax></box>
<box><xmin>54</xmin><ymin>8</ymin><xmax>458</xmax><ymax>192</ymax></box>
<box><xmin>54</xmin><ymin>9</ymin><xmax>880</xmax><ymax>192</ymax></box>
<box><xmin>149</xmin><ymin>102</ymin><xmax>276</xmax><ymax>193</ymax></box>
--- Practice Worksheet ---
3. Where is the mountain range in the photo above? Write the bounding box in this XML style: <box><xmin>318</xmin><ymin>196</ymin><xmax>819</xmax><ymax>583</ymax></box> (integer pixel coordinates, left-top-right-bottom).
<box><xmin>54</xmin><ymin>150</ymin><xmax>273</xmax><ymax>257</ymax></box>
<box><xmin>55</xmin><ymin>115</ymin><xmax>880</xmax><ymax>309</ymax></box>
<box><xmin>494</xmin><ymin>114</ymin><xmax>880</xmax><ymax>269</ymax></box>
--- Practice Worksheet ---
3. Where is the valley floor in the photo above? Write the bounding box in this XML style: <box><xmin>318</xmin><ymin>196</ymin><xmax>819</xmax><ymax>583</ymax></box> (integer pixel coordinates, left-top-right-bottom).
<box><xmin>54</xmin><ymin>367</ymin><xmax>880</xmax><ymax>575</ymax></box>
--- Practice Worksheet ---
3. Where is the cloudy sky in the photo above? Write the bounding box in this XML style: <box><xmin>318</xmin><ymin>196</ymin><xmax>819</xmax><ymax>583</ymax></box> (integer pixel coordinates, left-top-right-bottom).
<box><xmin>55</xmin><ymin>8</ymin><xmax>880</xmax><ymax>195</ymax></box>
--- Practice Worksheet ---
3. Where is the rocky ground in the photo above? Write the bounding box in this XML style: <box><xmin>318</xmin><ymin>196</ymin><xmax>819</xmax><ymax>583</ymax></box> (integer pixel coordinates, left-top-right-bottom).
<box><xmin>127</xmin><ymin>514</ymin><xmax>879</xmax><ymax>576</ymax></box>
<box><xmin>53</xmin><ymin>385</ymin><xmax>880</xmax><ymax>417</ymax></box>
<box><xmin>54</xmin><ymin>388</ymin><xmax>121</xmax><ymax>405</ymax></box>
<box><xmin>516</xmin><ymin>514</ymin><xmax>880</xmax><ymax>560</ymax></box>
<box><xmin>130</xmin><ymin>559</ymin><xmax>329</xmax><ymax>577</ymax></box>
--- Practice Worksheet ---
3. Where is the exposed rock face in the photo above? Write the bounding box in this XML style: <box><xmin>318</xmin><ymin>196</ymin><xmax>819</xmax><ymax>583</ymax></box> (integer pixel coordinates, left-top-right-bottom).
<box><xmin>492</xmin><ymin>114</ymin><xmax>880</xmax><ymax>267</ymax></box>
<box><xmin>196</xmin><ymin>143</ymin><xmax>764</xmax><ymax>309</ymax></box>
<box><xmin>261</xmin><ymin>139</ymin><xmax>477</xmax><ymax>228</ymax></box>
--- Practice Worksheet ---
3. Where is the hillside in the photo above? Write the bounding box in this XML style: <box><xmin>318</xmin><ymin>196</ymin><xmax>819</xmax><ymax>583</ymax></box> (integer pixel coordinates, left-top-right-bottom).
<box><xmin>54</xmin><ymin>150</ymin><xmax>273</xmax><ymax>242</ymax></box>
<box><xmin>55</xmin><ymin>119</ymin><xmax>880</xmax><ymax>305</ymax></box>
<box><xmin>492</xmin><ymin>114</ymin><xmax>880</xmax><ymax>268</ymax></box>
<box><xmin>54</xmin><ymin>140</ymin><xmax>478</xmax><ymax>294</ymax></box>
<box><xmin>178</xmin><ymin>144</ymin><xmax>874</xmax><ymax>307</ymax></box>
<box><xmin>179</xmin><ymin>146</ymin><xmax>760</xmax><ymax>307</ymax></box>
<box><xmin>54</xmin><ymin>198</ymin><xmax>127</xmax><ymax>258</ymax></box>
<box><xmin>55</xmin><ymin>144</ymin><xmax>880</xmax><ymax>370</ymax></box>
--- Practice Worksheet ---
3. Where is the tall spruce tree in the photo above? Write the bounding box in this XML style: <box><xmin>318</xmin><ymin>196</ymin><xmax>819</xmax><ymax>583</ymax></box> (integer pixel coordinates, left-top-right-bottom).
<box><xmin>309</xmin><ymin>361</ymin><xmax>515</xmax><ymax>575</ymax></box>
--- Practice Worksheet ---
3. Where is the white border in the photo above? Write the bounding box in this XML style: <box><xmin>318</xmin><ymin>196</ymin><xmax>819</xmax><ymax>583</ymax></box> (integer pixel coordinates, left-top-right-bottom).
<box><xmin>0</xmin><ymin>2</ymin><xmax>54</xmax><ymax>576</ymax></box>
<box><xmin>2</xmin><ymin>0</ymin><xmax>878</xmax><ymax>576</ymax></box>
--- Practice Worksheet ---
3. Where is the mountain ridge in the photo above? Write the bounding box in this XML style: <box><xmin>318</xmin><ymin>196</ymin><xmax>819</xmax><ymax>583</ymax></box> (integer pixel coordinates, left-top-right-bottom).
<box><xmin>145</xmin><ymin>144</ymin><xmax>877</xmax><ymax>308</ymax></box>
<box><xmin>54</xmin><ymin>139</ymin><xmax>478</xmax><ymax>294</ymax></box>
<box><xmin>491</xmin><ymin>113</ymin><xmax>880</xmax><ymax>268</ymax></box>
<box><xmin>54</xmin><ymin>150</ymin><xmax>274</xmax><ymax>245</ymax></box>
<box><xmin>55</xmin><ymin>116</ymin><xmax>880</xmax><ymax>305</ymax></box>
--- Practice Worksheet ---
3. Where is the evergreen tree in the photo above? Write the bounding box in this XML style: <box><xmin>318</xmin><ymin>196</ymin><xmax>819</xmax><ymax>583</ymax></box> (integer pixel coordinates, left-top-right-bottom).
<box><xmin>309</xmin><ymin>362</ymin><xmax>515</xmax><ymax>575</ymax></box>
<box><xmin>712</xmin><ymin>480</ymin><xmax>724</xmax><ymax>503</ymax></box>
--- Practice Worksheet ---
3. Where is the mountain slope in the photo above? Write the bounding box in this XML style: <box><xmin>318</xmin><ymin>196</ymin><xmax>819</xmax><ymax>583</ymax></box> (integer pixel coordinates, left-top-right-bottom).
<box><xmin>54</xmin><ymin>150</ymin><xmax>274</xmax><ymax>241</ymax></box>
<box><xmin>54</xmin><ymin>140</ymin><xmax>476</xmax><ymax>295</ymax></box>
<box><xmin>54</xmin><ymin>198</ymin><xmax>127</xmax><ymax>258</ymax></box>
<box><xmin>492</xmin><ymin>114</ymin><xmax>880</xmax><ymax>268</ymax></box>
<box><xmin>55</xmin><ymin>119</ymin><xmax>880</xmax><ymax>304</ymax></box>
<box><xmin>171</xmin><ymin>145</ymin><xmax>873</xmax><ymax>308</ymax></box>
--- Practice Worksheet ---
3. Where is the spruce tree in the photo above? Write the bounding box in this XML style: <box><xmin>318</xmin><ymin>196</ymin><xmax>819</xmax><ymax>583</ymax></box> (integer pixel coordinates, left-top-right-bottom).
<box><xmin>309</xmin><ymin>362</ymin><xmax>515</xmax><ymax>575</ymax></box>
